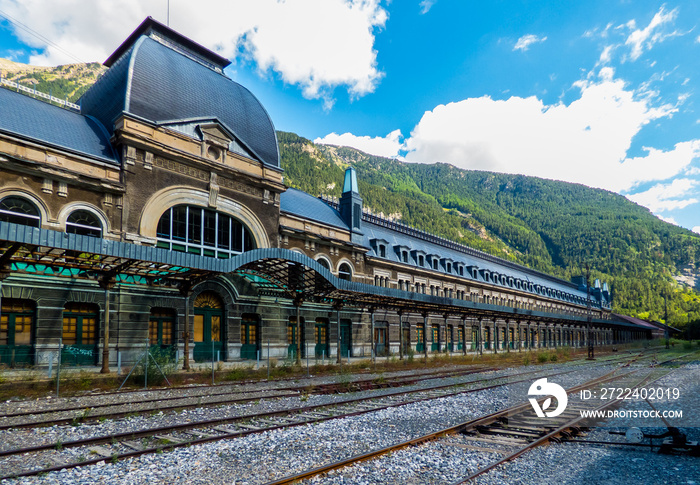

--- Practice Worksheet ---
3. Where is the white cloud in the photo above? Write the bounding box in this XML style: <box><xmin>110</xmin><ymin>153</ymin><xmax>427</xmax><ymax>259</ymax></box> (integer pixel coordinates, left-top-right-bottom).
<box><xmin>315</xmin><ymin>130</ymin><xmax>403</xmax><ymax>159</ymax></box>
<box><xmin>0</xmin><ymin>0</ymin><xmax>387</xmax><ymax>101</ymax></box>
<box><xmin>598</xmin><ymin>45</ymin><xmax>614</xmax><ymax>65</ymax></box>
<box><xmin>626</xmin><ymin>179</ymin><xmax>699</xmax><ymax>213</ymax></box>
<box><xmin>513</xmin><ymin>34</ymin><xmax>547</xmax><ymax>52</ymax></box>
<box><xmin>624</xmin><ymin>6</ymin><xmax>678</xmax><ymax>61</ymax></box>
<box><xmin>402</xmin><ymin>69</ymin><xmax>696</xmax><ymax>192</ymax></box>
<box><xmin>419</xmin><ymin>0</ymin><xmax>436</xmax><ymax>14</ymax></box>
<box><xmin>693</xmin><ymin>226</ymin><xmax>700</xmax><ymax>235</ymax></box>
<box><xmin>659</xmin><ymin>215</ymin><xmax>678</xmax><ymax>225</ymax></box>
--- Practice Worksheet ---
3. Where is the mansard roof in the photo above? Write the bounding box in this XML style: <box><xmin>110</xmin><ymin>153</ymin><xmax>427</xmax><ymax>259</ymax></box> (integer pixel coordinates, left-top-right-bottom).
<box><xmin>79</xmin><ymin>18</ymin><xmax>280</xmax><ymax>169</ymax></box>
<box><xmin>280</xmin><ymin>188</ymin><xmax>348</xmax><ymax>230</ymax></box>
<box><xmin>0</xmin><ymin>87</ymin><xmax>117</xmax><ymax>164</ymax></box>
<box><xmin>280</xmin><ymin>187</ymin><xmax>593</xmax><ymax>304</ymax></box>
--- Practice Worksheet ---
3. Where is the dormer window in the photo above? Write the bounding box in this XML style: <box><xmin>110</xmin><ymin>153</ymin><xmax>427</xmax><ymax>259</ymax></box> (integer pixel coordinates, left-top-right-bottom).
<box><xmin>379</xmin><ymin>245</ymin><xmax>386</xmax><ymax>258</ymax></box>
<box><xmin>418</xmin><ymin>255</ymin><xmax>424</xmax><ymax>266</ymax></box>
<box><xmin>402</xmin><ymin>250</ymin><xmax>408</xmax><ymax>263</ymax></box>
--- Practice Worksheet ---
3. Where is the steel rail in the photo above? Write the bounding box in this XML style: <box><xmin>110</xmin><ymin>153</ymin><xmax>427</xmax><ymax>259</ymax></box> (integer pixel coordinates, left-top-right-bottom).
<box><xmin>453</xmin><ymin>367</ymin><xmax>677</xmax><ymax>483</ymax></box>
<box><xmin>257</xmin><ymin>351</ymin><xmax>694</xmax><ymax>485</ymax></box>
<box><xmin>0</xmin><ymin>367</ymin><xmax>497</xmax><ymax>429</ymax></box>
<box><xmin>0</xmin><ymin>360</ymin><xmax>618</xmax><ymax>480</ymax></box>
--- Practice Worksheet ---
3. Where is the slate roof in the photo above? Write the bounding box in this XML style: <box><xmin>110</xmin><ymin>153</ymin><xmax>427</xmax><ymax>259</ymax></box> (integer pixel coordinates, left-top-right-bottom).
<box><xmin>80</xmin><ymin>33</ymin><xmax>280</xmax><ymax>169</ymax></box>
<box><xmin>280</xmin><ymin>188</ymin><xmax>348</xmax><ymax>230</ymax></box>
<box><xmin>280</xmin><ymin>188</ymin><xmax>594</xmax><ymax>304</ymax></box>
<box><xmin>0</xmin><ymin>87</ymin><xmax>117</xmax><ymax>165</ymax></box>
<box><xmin>361</xmin><ymin>221</ymin><xmax>589</xmax><ymax>301</ymax></box>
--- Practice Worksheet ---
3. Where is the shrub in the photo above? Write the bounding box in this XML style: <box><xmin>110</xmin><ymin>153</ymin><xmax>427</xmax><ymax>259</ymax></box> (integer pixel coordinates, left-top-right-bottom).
<box><xmin>130</xmin><ymin>346</ymin><xmax>178</xmax><ymax>386</ymax></box>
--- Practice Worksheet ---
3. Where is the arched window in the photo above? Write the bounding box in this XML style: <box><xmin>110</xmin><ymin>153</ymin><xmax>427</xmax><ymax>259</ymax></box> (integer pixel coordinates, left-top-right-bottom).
<box><xmin>66</xmin><ymin>210</ymin><xmax>102</xmax><ymax>237</ymax></box>
<box><xmin>156</xmin><ymin>205</ymin><xmax>255</xmax><ymax>258</ymax></box>
<box><xmin>0</xmin><ymin>196</ymin><xmax>40</xmax><ymax>227</ymax></box>
<box><xmin>338</xmin><ymin>262</ymin><xmax>352</xmax><ymax>281</ymax></box>
<box><xmin>317</xmin><ymin>258</ymin><xmax>331</xmax><ymax>270</ymax></box>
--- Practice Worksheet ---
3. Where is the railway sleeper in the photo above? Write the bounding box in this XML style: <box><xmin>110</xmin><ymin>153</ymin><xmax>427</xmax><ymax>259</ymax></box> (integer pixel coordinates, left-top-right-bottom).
<box><xmin>87</xmin><ymin>446</ymin><xmax>115</xmax><ymax>458</ymax></box>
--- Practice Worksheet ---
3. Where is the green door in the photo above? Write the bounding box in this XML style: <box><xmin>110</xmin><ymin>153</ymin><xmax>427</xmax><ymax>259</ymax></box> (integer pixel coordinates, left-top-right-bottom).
<box><xmin>62</xmin><ymin>303</ymin><xmax>98</xmax><ymax>366</ymax></box>
<box><xmin>315</xmin><ymin>318</ymin><xmax>329</xmax><ymax>358</ymax></box>
<box><xmin>340</xmin><ymin>319</ymin><xmax>352</xmax><ymax>358</ymax></box>
<box><xmin>457</xmin><ymin>326</ymin><xmax>463</xmax><ymax>351</ymax></box>
<box><xmin>193</xmin><ymin>292</ymin><xmax>224</xmax><ymax>363</ymax></box>
<box><xmin>287</xmin><ymin>317</ymin><xmax>305</xmax><ymax>359</ymax></box>
<box><xmin>240</xmin><ymin>314</ymin><xmax>259</xmax><ymax>360</ymax></box>
<box><xmin>447</xmin><ymin>325</ymin><xmax>454</xmax><ymax>352</ymax></box>
<box><xmin>431</xmin><ymin>325</ymin><xmax>439</xmax><ymax>351</ymax></box>
<box><xmin>0</xmin><ymin>299</ymin><xmax>34</xmax><ymax>366</ymax></box>
<box><xmin>416</xmin><ymin>326</ymin><xmax>425</xmax><ymax>353</ymax></box>
<box><xmin>149</xmin><ymin>309</ymin><xmax>176</xmax><ymax>358</ymax></box>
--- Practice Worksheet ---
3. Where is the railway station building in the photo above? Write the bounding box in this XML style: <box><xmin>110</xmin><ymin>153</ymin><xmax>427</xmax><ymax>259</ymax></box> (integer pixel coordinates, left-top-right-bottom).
<box><xmin>0</xmin><ymin>18</ymin><xmax>652</xmax><ymax>369</ymax></box>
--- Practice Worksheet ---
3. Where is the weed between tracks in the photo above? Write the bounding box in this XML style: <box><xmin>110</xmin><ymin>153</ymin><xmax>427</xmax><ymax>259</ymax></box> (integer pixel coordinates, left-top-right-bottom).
<box><xmin>0</xmin><ymin>340</ymin><xmax>693</xmax><ymax>401</ymax></box>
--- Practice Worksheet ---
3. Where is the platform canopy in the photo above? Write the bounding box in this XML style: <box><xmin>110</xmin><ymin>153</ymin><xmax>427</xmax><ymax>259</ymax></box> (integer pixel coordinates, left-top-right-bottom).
<box><xmin>0</xmin><ymin>221</ymin><xmax>642</xmax><ymax>329</ymax></box>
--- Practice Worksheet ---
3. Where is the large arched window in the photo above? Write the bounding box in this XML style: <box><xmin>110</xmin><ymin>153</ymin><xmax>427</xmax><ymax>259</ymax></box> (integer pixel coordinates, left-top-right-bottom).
<box><xmin>0</xmin><ymin>196</ymin><xmax>40</xmax><ymax>227</ymax></box>
<box><xmin>66</xmin><ymin>210</ymin><xmax>102</xmax><ymax>238</ymax></box>
<box><xmin>156</xmin><ymin>205</ymin><xmax>255</xmax><ymax>258</ymax></box>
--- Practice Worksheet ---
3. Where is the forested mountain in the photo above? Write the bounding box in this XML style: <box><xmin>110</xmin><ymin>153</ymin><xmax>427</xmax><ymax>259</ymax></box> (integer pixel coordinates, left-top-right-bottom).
<box><xmin>278</xmin><ymin>132</ymin><xmax>700</xmax><ymax>328</ymax></box>
<box><xmin>2</xmin><ymin>60</ymin><xmax>699</xmax><ymax>329</ymax></box>
<box><xmin>0</xmin><ymin>59</ymin><xmax>104</xmax><ymax>103</ymax></box>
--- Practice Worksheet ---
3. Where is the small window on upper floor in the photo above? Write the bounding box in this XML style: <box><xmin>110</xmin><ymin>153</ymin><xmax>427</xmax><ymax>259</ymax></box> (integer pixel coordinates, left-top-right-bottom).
<box><xmin>433</xmin><ymin>259</ymin><xmax>438</xmax><ymax>270</ymax></box>
<box><xmin>418</xmin><ymin>255</ymin><xmax>424</xmax><ymax>266</ymax></box>
<box><xmin>338</xmin><ymin>262</ymin><xmax>353</xmax><ymax>281</ymax></box>
<box><xmin>379</xmin><ymin>245</ymin><xmax>386</xmax><ymax>258</ymax></box>
<box><xmin>0</xmin><ymin>196</ymin><xmax>40</xmax><ymax>228</ymax></box>
<box><xmin>402</xmin><ymin>251</ymin><xmax>408</xmax><ymax>263</ymax></box>
<box><xmin>66</xmin><ymin>210</ymin><xmax>102</xmax><ymax>238</ymax></box>
<box><xmin>446</xmin><ymin>262</ymin><xmax>452</xmax><ymax>273</ymax></box>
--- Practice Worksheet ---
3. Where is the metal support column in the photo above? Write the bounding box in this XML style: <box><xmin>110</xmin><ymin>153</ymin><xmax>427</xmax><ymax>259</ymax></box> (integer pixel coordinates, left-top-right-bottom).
<box><xmin>335</xmin><ymin>302</ymin><xmax>342</xmax><ymax>364</ymax></box>
<box><xmin>462</xmin><ymin>316</ymin><xmax>467</xmax><ymax>355</ymax></box>
<box><xmin>423</xmin><ymin>313</ymin><xmax>428</xmax><ymax>360</ymax></box>
<box><xmin>398</xmin><ymin>310</ymin><xmax>404</xmax><ymax>360</ymax></box>
<box><xmin>370</xmin><ymin>308</ymin><xmax>375</xmax><ymax>363</ymax></box>
<box><xmin>296</xmin><ymin>299</ymin><xmax>302</xmax><ymax>366</ymax></box>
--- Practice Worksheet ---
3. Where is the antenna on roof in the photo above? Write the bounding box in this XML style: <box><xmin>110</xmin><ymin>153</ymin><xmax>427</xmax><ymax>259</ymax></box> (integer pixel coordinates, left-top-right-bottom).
<box><xmin>167</xmin><ymin>0</ymin><xmax>170</xmax><ymax>26</ymax></box>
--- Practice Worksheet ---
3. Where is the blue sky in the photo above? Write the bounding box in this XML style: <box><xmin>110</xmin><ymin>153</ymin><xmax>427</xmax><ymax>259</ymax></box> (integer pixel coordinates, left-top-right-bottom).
<box><xmin>1</xmin><ymin>0</ymin><xmax>699</xmax><ymax>233</ymax></box>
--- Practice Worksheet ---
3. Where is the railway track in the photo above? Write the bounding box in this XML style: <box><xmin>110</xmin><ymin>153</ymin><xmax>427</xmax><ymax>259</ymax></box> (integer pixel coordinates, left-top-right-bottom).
<box><xmin>0</xmin><ymin>349</ymin><xmax>646</xmax><ymax>429</ymax></box>
<box><xmin>0</xmin><ymin>355</ymin><xmax>647</xmax><ymax>480</ymax></box>
<box><xmin>0</xmin><ymin>366</ymin><xmax>499</xmax><ymax>429</ymax></box>
<box><xmin>250</xmin><ymin>351</ymin><xmax>695</xmax><ymax>485</ymax></box>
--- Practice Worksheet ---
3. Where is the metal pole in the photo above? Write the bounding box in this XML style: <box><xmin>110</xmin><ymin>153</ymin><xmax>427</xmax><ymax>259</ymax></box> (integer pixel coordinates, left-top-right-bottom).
<box><xmin>296</xmin><ymin>303</ymin><xmax>302</xmax><ymax>366</ymax></box>
<box><xmin>144</xmin><ymin>338</ymin><xmax>149</xmax><ymax>390</ymax></box>
<box><xmin>398</xmin><ymin>311</ymin><xmax>403</xmax><ymax>360</ymax></box>
<box><xmin>211</xmin><ymin>339</ymin><xmax>215</xmax><ymax>385</ymax></box>
<box><xmin>56</xmin><ymin>337</ymin><xmax>61</xmax><ymax>398</ymax></box>
<box><xmin>183</xmin><ymin>294</ymin><xmax>191</xmax><ymax>370</ymax></box>
<box><xmin>306</xmin><ymin>341</ymin><xmax>309</xmax><ymax>377</ymax></box>
<box><xmin>586</xmin><ymin>264</ymin><xmax>595</xmax><ymax>359</ymax></box>
<box><xmin>478</xmin><ymin>318</ymin><xmax>483</xmax><ymax>356</ymax></box>
<box><xmin>462</xmin><ymin>316</ymin><xmax>467</xmax><ymax>355</ymax></box>
<box><xmin>336</xmin><ymin>307</ymin><xmax>341</xmax><ymax>364</ymax></box>
<box><xmin>100</xmin><ymin>286</ymin><xmax>110</xmax><ymax>373</ymax></box>
<box><xmin>370</xmin><ymin>310</ymin><xmax>375</xmax><ymax>364</ymax></box>
<box><xmin>267</xmin><ymin>339</ymin><xmax>270</xmax><ymax>380</ymax></box>
<box><xmin>505</xmin><ymin>320</ymin><xmax>510</xmax><ymax>353</ymax></box>
<box><xmin>423</xmin><ymin>314</ymin><xmax>428</xmax><ymax>360</ymax></box>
